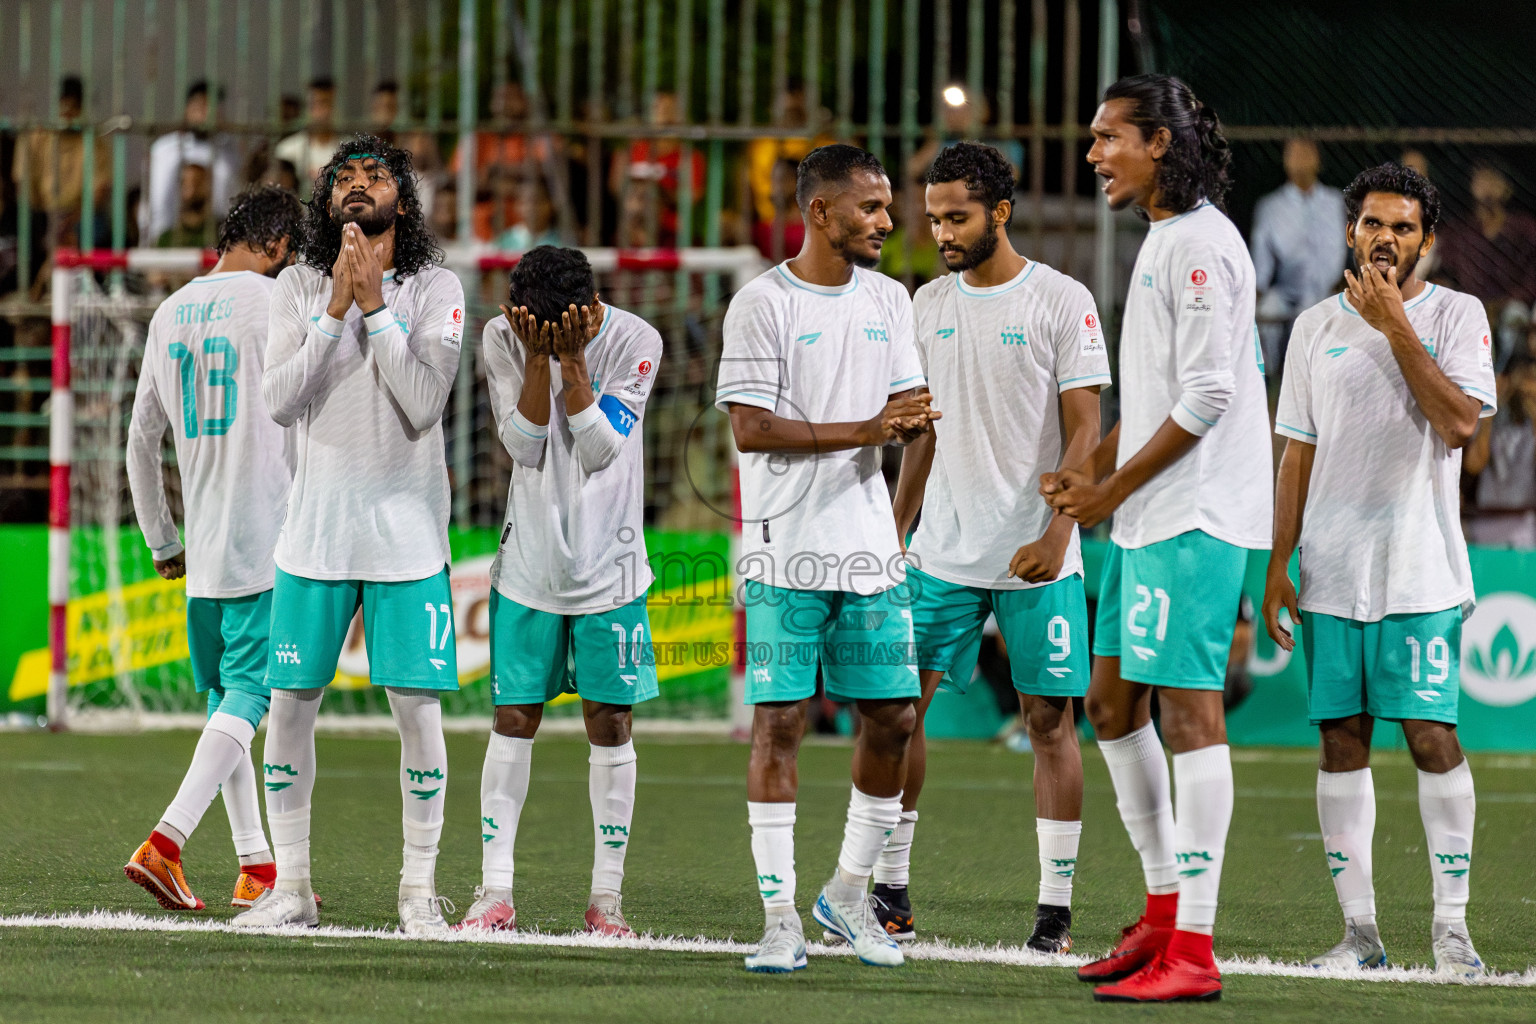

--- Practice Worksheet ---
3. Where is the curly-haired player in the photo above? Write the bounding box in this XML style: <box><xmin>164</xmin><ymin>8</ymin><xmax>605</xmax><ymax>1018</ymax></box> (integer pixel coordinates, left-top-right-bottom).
<box><xmin>232</xmin><ymin>136</ymin><xmax>466</xmax><ymax>935</ymax></box>
<box><xmin>1263</xmin><ymin>163</ymin><xmax>1492</xmax><ymax>978</ymax></box>
<box><xmin>1044</xmin><ymin>74</ymin><xmax>1272</xmax><ymax>1002</ymax></box>
<box><xmin>882</xmin><ymin>142</ymin><xmax>1111</xmax><ymax>953</ymax></box>
<box><xmin>124</xmin><ymin>184</ymin><xmax>304</xmax><ymax>913</ymax></box>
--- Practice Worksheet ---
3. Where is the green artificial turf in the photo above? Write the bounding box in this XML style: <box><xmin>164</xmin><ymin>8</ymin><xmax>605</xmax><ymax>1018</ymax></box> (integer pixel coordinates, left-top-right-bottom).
<box><xmin>1</xmin><ymin>731</ymin><xmax>1534</xmax><ymax>1023</ymax></box>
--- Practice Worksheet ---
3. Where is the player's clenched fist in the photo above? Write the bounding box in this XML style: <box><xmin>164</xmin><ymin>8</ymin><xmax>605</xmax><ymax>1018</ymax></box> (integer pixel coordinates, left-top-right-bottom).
<box><xmin>879</xmin><ymin>392</ymin><xmax>941</xmax><ymax>446</ymax></box>
<box><xmin>1039</xmin><ymin>467</ymin><xmax>1120</xmax><ymax>528</ymax></box>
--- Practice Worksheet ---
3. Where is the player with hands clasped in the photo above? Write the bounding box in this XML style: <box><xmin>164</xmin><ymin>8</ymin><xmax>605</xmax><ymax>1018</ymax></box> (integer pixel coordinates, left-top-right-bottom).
<box><xmin>233</xmin><ymin>137</ymin><xmax>466</xmax><ymax>936</ymax></box>
<box><xmin>1045</xmin><ymin>75</ymin><xmax>1272</xmax><ymax>1003</ymax></box>
<box><xmin>716</xmin><ymin>144</ymin><xmax>937</xmax><ymax>973</ymax></box>
<box><xmin>459</xmin><ymin>246</ymin><xmax>663</xmax><ymax>939</ymax></box>
<box><xmin>884</xmin><ymin>142</ymin><xmax>1111</xmax><ymax>953</ymax></box>
<box><xmin>123</xmin><ymin>186</ymin><xmax>303</xmax><ymax>914</ymax></box>
<box><xmin>1263</xmin><ymin>164</ymin><xmax>1494</xmax><ymax>978</ymax></box>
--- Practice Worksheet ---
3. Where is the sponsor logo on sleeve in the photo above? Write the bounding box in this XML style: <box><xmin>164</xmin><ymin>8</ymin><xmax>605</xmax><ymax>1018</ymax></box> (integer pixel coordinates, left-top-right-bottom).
<box><xmin>623</xmin><ymin>358</ymin><xmax>655</xmax><ymax>396</ymax></box>
<box><xmin>1079</xmin><ymin>311</ymin><xmax>1105</xmax><ymax>354</ymax></box>
<box><xmin>441</xmin><ymin>306</ymin><xmax>465</xmax><ymax>348</ymax></box>
<box><xmin>1183</xmin><ymin>268</ymin><xmax>1213</xmax><ymax>316</ymax></box>
<box><xmin>1479</xmin><ymin>333</ymin><xmax>1493</xmax><ymax>370</ymax></box>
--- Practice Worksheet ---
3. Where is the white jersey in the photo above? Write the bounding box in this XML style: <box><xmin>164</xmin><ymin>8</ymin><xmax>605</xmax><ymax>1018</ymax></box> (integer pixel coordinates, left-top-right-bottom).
<box><xmin>126</xmin><ymin>271</ymin><xmax>294</xmax><ymax>599</ymax></box>
<box><xmin>716</xmin><ymin>262</ymin><xmax>925</xmax><ymax>594</ymax></box>
<box><xmin>1114</xmin><ymin>201</ymin><xmax>1272</xmax><ymax>550</ymax></box>
<box><xmin>1276</xmin><ymin>285</ymin><xmax>1496</xmax><ymax>620</ymax></box>
<box><xmin>264</xmin><ymin>262</ymin><xmax>465</xmax><ymax>581</ymax></box>
<box><xmin>909</xmin><ymin>262</ymin><xmax>1112</xmax><ymax>588</ymax></box>
<box><xmin>485</xmin><ymin>306</ymin><xmax>662</xmax><ymax>614</ymax></box>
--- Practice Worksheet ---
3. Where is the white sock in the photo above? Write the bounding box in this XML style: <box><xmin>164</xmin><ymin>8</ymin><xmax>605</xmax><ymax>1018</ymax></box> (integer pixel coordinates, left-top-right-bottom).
<box><xmin>1037</xmin><ymin>818</ymin><xmax>1083</xmax><ymax>908</ymax></box>
<box><xmin>836</xmin><ymin>786</ymin><xmax>903</xmax><ymax>887</ymax></box>
<box><xmin>1172</xmin><ymin>744</ymin><xmax>1233</xmax><ymax>934</ymax></box>
<box><xmin>1099</xmin><ymin>723</ymin><xmax>1178</xmax><ymax>894</ymax></box>
<box><xmin>1419</xmin><ymin>759</ymin><xmax>1475</xmax><ymax>935</ymax></box>
<box><xmin>873</xmin><ymin>810</ymin><xmax>919</xmax><ymax>887</ymax></box>
<box><xmin>221</xmin><ymin>745</ymin><xmax>272</xmax><ymax>861</ymax></box>
<box><xmin>262</xmin><ymin>688</ymin><xmax>322</xmax><ymax>893</ymax></box>
<box><xmin>389</xmin><ymin>688</ymin><xmax>447</xmax><ymax>899</ymax></box>
<box><xmin>1317</xmin><ymin>768</ymin><xmax>1376</xmax><ymax>924</ymax></box>
<box><xmin>589</xmin><ymin>741</ymin><xmax>638</xmax><ymax>898</ymax></box>
<box><xmin>159</xmin><ymin>712</ymin><xmax>254</xmax><ymax>844</ymax></box>
<box><xmin>480</xmin><ymin>732</ymin><xmax>533</xmax><ymax>893</ymax></box>
<box><xmin>747</xmin><ymin>801</ymin><xmax>796</xmax><ymax>910</ymax></box>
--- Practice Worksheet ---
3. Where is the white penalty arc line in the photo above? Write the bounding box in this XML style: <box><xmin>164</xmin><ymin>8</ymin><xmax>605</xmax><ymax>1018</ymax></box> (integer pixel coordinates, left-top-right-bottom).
<box><xmin>2</xmin><ymin>911</ymin><xmax>1533</xmax><ymax>988</ymax></box>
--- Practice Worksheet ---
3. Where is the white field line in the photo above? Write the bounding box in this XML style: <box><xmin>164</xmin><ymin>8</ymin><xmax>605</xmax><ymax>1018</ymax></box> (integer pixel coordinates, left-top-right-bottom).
<box><xmin>3</xmin><ymin>910</ymin><xmax>1533</xmax><ymax>988</ymax></box>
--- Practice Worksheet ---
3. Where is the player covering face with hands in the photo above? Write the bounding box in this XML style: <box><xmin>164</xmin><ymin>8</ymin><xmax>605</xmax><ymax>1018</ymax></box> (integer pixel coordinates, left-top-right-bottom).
<box><xmin>460</xmin><ymin>246</ymin><xmax>663</xmax><ymax>938</ymax></box>
<box><xmin>1263</xmin><ymin>163</ymin><xmax>1492</xmax><ymax>978</ymax></box>
<box><xmin>1044</xmin><ymin>75</ymin><xmax>1272</xmax><ymax>1004</ymax></box>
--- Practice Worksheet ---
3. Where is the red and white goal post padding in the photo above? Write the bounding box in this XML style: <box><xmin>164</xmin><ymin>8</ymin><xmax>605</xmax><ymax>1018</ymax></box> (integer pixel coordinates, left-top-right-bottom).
<box><xmin>46</xmin><ymin>244</ymin><xmax>762</xmax><ymax>729</ymax></box>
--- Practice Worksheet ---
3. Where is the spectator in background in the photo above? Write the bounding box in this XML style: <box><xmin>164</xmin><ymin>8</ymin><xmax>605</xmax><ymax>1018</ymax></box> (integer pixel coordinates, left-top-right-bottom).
<box><xmin>1249</xmin><ymin>138</ymin><xmax>1348</xmax><ymax>374</ymax></box>
<box><xmin>1465</xmin><ymin>351</ymin><xmax>1536</xmax><ymax>549</ymax></box>
<box><xmin>274</xmin><ymin>78</ymin><xmax>339</xmax><ymax>196</ymax></box>
<box><xmin>142</xmin><ymin>81</ymin><xmax>240</xmax><ymax>247</ymax></box>
<box><xmin>1437</xmin><ymin>163</ymin><xmax>1536</xmax><ymax>366</ymax></box>
<box><xmin>906</xmin><ymin>88</ymin><xmax>1023</xmax><ymax>184</ymax></box>
<box><xmin>370</xmin><ymin>80</ymin><xmax>444</xmax><ymax>220</ymax></box>
<box><xmin>1400</xmin><ymin>149</ymin><xmax>1441</xmax><ymax>280</ymax></box>
<box><xmin>745</xmin><ymin>81</ymin><xmax>822</xmax><ymax>224</ymax></box>
<box><xmin>11</xmin><ymin>76</ymin><xmax>112</xmax><ymax>254</ymax></box>
<box><xmin>611</xmin><ymin>91</ymin><xmax>704</xmax><ymax>247</ymax></box>
<box><xmin>751</xmin><ymin>157</ymin><xmax>805</xmax><ymax>262</ymax></box>
<box><xmin>155</xmin><ymin>162</ymin><xmax>216</xmax><ymax>248</ymax></box>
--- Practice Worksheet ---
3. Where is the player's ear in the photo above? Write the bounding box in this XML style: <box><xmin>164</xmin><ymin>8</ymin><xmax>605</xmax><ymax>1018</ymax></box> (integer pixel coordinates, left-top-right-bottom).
<box><xmin>1420</xmin><ymin>230</ymin><xmax>1435</xmax><ymax>258</ymax></box>
<box><xmin>1345</xmin><ymin>220</ymin><xmax>1356</xmax><ymax>249</ymax></box>
<box><xmin>993</xmin><ymin>199</ymin><xmax>1011</xmax><ymax>230</ymax></box>
<box><xmin>1148</xmin><ymin>126</ymin><xmax>1171</xmax><ymax>160</ymax></box>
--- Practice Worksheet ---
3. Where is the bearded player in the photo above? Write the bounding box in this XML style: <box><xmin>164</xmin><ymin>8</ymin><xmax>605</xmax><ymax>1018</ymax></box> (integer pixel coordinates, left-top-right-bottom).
<box><xmin>232</xmin><ymin>136</ymin><xmax>465</xmax><ymax>934</ymax></box>
<box><xmin>123</xmin><ymin>185</ymin><xmax>302</xmax><ymax>912</ymax></box>
<box><xmin>884</xmin><ymin>142</ymin><xmax>1110</xmax><ymax>952</ymax></box>
<box><xmin>1263</xmin><ymin>163</ymin><xmax>1493</xmax><ymax>978</ymax></box>
<box><xmin>716</xmin><ymin>143</ymin><xmax>937</xmax><ymax>972</ymax></box>
<box><xmin>458</xmin><ymin>246</ymin><xmax>663</xmax><ymax>938</ymax></box>
<box><xmin>1043</xmin><ymin>75</ymin><xmax>1272</xmax><ymax>1002</ymax></box>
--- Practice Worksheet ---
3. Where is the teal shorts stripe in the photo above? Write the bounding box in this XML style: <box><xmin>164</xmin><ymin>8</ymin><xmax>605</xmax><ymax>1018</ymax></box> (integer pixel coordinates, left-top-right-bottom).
<box><xmin>488</xmin><ymin>591</ymin><xmax>660</xmax><ymax>706</ymax></box>
<box><xmin>187</xmin><ymin>591</ymin><xmax>274</xmax><ymax>697</ymax></box>
<box><xmin>1301</xmin><ymin>607</ymin><xmax>1462</xmax><ymax>725</ymax></box>
<box><xmin>1092</xmin><ymin>531</ymin><xmax>1247</xmax><ymax>691</ymax></box>
<box><xmin>266</xmin><ymin>568</ymin><xmax>459</xmax><ymax>691</ymax></box>
<box><xmin>741</xmin><ymin>581</ymin><xmax>920</xmax><ymax>704</ymax></box>
<box><xmin>909</xmin><ymin>569</ymin><xmax>1090</xmax><ymax>697</ymax></box>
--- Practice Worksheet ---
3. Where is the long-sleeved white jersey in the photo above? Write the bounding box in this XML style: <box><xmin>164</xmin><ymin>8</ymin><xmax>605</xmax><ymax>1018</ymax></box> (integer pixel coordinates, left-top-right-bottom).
<box><xmin>263</xmin><ymin>261</ymin><xmax>464</xmax><ymax>581</ymax></box>
<box><xmin>127</xmin><ymin>270</ymin><xmax>295</xmax><ymax>598</ymax></box>
<box><xmin>484</xmin><ymin>305</ymin><xmax>663</xmax><ymax>614</ymax></box>
<box><xmin>1113</xmin><ymin>201</ymin><xmax>1272</xmax><ymax>551</ymax></box>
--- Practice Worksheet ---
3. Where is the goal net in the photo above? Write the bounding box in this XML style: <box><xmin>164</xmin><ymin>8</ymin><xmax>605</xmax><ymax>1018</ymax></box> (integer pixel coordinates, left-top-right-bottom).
<box><xmin>46</xmin><ymin>245</ymin><xmax>764</xmax><ymax>729</ymax></box>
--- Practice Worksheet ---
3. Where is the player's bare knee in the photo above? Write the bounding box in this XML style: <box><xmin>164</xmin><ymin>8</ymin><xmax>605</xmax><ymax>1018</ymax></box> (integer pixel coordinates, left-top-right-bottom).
<box><xmin>493</xmin><ymin>704</ymin><xmax>542</xmax><ymax>739</ymax></box>
<box><xmin>751</xmin><ymin>703</ymin><xmax>806</xmax><ymax>755</ymax></box>
<box><xmin>1318</xmin><ymin>716</ymin><xmax>1372</xmax><ymax>771</ymax></box>
<box><xmin>1403</xmin><ymin>720</ymin><xmax>1463</xmax><ymax>774</ymax></box>
<box><xmin>583</xmin><ymin>702</ymin><xmax>633</xmax><ymax>746</ymax></box>
<box><xmin>1022</xmin><ymin>696</ymin><xmax>1073</xmax><ymax>748</ymax></box>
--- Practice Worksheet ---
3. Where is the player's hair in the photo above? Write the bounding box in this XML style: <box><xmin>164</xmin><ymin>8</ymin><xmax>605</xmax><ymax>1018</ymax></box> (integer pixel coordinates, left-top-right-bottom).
<box><xmin>301</xmin><ymin>134</ymin><xmax>444</xmax><ymax>280</ymax></box>
<box><xmin>309</xmin><ymin>76</ymin><xmax>336</xmax><ymax>93</ymax></box>
<box><xmin>1102</xmin><ymin>73</ymin><xmax>1231</xmax><ymax>214</ymax></box>
<box><xmin>60</xmin><ymin>76</ymin><xmax>84</xmax><ymax>105</ymax></box>
<box><xmin>374</xmin><ymin>80</ymin><xmax>399</xmax><ymax>96</ymax></box>
<box><xmin>924</xmin><ymin>142</ymin><xmax>1017</xmax><ymax>226</ymax></box>
<box><xmin>507</xmin><ymin>245</ymin><xmax>599</xmax><ymax>325</ymax></box>
<box><xmin>216</xmin><ymin>184</ymin><xmax>304</xmax><ymax>258</ymax></box>
<box><xmin>1343</xmin><ymin>163</ymin><xmax>1441</xmax><ymax>236</ymax></box>
<box><xmin>795</xmin><ymin>144</ymin><xmax>888</xmax><ymax>213</ymax></box>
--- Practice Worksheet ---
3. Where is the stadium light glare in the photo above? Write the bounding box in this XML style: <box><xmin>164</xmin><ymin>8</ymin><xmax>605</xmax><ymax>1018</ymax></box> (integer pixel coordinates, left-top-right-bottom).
<box><xmin>942</xmin><ymin>85</ymin><xmax>967</xmax><ymax>107</ymax></box>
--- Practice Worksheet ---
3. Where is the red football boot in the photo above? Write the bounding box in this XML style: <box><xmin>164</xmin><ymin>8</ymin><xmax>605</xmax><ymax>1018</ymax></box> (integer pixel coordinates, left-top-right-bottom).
<box><xmin>1076</xmin><ymin>892</ymin><xmax>1176</xmax><ymax>983</ymax></box>
<box><xmin>1093</xmin><ymin>930</ymin><xmax>1222</xmax><ymax>1003</ymax></box>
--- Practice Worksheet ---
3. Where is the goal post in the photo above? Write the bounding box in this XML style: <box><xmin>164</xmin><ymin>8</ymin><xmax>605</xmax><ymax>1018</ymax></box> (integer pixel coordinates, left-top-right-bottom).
<box><xmin>43</xmin><ymin>244</ymin><xmax>762</xmax><ymax>731</ymax></box>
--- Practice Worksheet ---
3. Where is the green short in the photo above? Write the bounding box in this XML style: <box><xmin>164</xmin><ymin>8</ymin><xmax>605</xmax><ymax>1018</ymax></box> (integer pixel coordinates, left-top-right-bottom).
<box><xmin>489</xmin><ymin>590</ymin><xmax>660</xmax><ymax>706</ymax></box>
<box><xmin>909</xmin><ymin>568</ymin><xmax>1090</xmax><ymax>697</ymax></box>
<box><xmin>187</xmin><ymin>591</ymin><xmax>273</xmax><ymax>730</ymax></box>
<box><xmin>266</xmin><ymin>567</ymin><xmax>459</xmax><ymax>691</ymax></box>
<box><xmin>1301</xmin><ymin>607</ymin><xmax>1462</xmax><ymax>725</ymax></box>
<box><xmin>741</xmin><ymin>580</ymin><xmax>920</xmax><ymax>704</ymax></box>
<box><xmin>1092</xmin><ymin>531</ymin><xmax>1248</xmax><ymax>691</ymax></box>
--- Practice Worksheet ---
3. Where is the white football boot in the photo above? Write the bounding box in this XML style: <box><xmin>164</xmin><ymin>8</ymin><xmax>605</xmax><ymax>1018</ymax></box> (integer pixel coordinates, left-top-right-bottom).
<box><xmin>744</xmin><ymin>909</ymin><xmax>807</xmax><ymax>973</ymax></box>
<box><xmin>231</xmin><ymin>886</ymin><xmax>319</xmax><ymax>929</ymax></box>
<box><xmin>812</xmin><ymin>875</ymin><xmax>902</xmax><ymax>968</ymax></box>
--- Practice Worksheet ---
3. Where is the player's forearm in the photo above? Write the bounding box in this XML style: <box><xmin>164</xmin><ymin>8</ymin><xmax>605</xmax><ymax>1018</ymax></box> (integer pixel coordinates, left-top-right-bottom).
<box><xmin>1384</xmin><ymin>324</ymin><xmax>1480</xmax><ymax>448</ymax></box>
<box><xmin>1268</xmin><ymin>439</ymin><xmax>1312</xmax><ymax>575</ymax></box>
<box><xmin>1102</xmin><ymin>417</ymin><xmax>1202</xmax><ymax>503</ymax></box>
<box><xmin>263</xmin><ymin>319</ymin><xmax>343</xmax><ymax>426</ymax></box>
<box><xmin>365</xmin><ymin>308</ymin><xmax>455</xmax><ymax>433</ymax></box>
<box><xmin>891</xmin><ymin>428</ymin><xmax>934</xmax><ymax>541</ymax></box>
<box><xmin>728</xmin><ymin>407</ymin><xmax>880</xmax><ymax>455</ymax></box>
<box><xmin>125</xmin><ymin>418</ymin><xmax>181</xmax><ymax>559</ymax></box>
<box><xmin>1077</xmin><ymin>422</ymin><xmax>1120</xmax><ymax>481</ymax></box>
<box><xmin>569</xmin><ymin>403</ymin><xmax>630</xmax><ymax>473</ymax></box>
<box><xmin>513</xmin><ymin>357</ymin><xmax>553</xmax><ymax>427</ymax></box>
<box><xmin>559</xmin><ymin>356</ymin><xmax>596</xmax><ymax>418</ymax></box>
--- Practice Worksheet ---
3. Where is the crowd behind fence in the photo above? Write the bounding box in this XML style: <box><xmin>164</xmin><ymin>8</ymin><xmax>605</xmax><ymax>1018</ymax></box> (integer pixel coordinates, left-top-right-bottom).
<box><xmin>1</xmin><ymin>0</ymin><xmax>1534</xmax><ymax>549</ymax></box>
